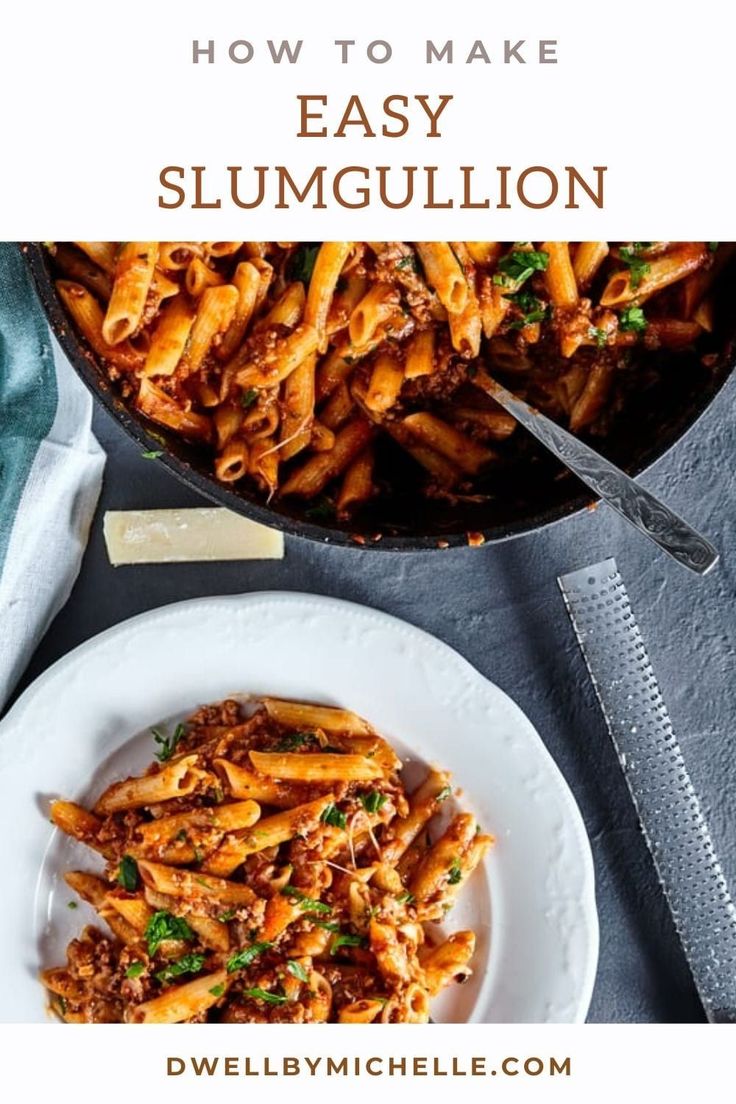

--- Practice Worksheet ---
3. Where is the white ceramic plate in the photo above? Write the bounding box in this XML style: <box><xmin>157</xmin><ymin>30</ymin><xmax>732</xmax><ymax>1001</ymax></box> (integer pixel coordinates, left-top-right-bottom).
<box><xmin>0</xmin><ymin>592</ymin><xmax>598</xmax><ymax>1023</ymax></box>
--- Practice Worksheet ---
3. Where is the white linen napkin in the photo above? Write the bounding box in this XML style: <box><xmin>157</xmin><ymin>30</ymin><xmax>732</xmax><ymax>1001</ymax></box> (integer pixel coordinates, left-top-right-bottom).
<box><xmin>0</xmin><ymin>244</ymin><xmax>105</xmax><ymax>709</ymax></box>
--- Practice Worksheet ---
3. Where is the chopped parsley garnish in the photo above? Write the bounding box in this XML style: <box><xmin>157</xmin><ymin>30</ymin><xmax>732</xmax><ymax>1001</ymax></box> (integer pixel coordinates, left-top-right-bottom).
<box><xmin>175</xmin><ymin>829</ymin><xmax>188</xmax><ymax>843</ymax></box>
<box><xmin>314</xmin><ymin>920</ymin><xmax>341</xmax><ymax>933</ymax></box>
<box><xmin>619</xmin><ymin>305</ymin><xmax>648</xmax><ymax>334</ymax></box>
<box><xmin>447</xmin><ymin>860</ymin><xmax>463</xmax><ymax>886</ymax></box>
<box><xmin>589</xmin><ymin>326</ymin><xmax>608</xmax><ymax>348</ymax></box>
<box><xmin>151</xmin><ymin>722</ymin><xmax>185</xmax><ymax>762</ymax></box>
<box><xmin>276</xmin><ymin>730</ymin><xmax>316</xmax><ymax>751</ymax></box>
<box><xmin>117</xmin><ymin>855</ymin><xmax>139</xmax><ymax>892</ymax></box>
<box><xmin>155</xmin><ymin>953</ymin><xmax>205</xmax><ymax>984</ymax></box>
<box><xmin>140</xmin><ymin>450</ymin><xmax>163</xmax><ymax>460</ymax></box>
<box><xmin>504</xmin><ymin>289</ymin><xmax>550</xmax><ymax>330</ymax></box>
<box><xmin>145</xmin><ymin>910</ymin><xmax>195</xmax><ymax>956</ymax></box>
<box><xmin>360</xmin><ymin>791</ymin><xmax>387</xmax><ymax>815</ymax></box>
<box><xmin>217</xmin><ymin>909</ymin><xmax>237</xmax><ymax>923</ymax></box>
<box><xmin>493</xmin><ymin>248</ymin><xmax>549</xmax><ymax>288</ymax></box>
<box><xmin>320</xmin><ymin>803</ymin><xmax>347</xmax><ymax>829</ymax></box>
<box><xmin>286</xmin><ymin>243</ymin><xmax>320</xmax><ymax>284</ymax></box>
<box><xmin>240</xmin><ymin>388</ymin><xmax>259</xmax><ymax>410</ymax></box>
<box><xmin>619</xmin><ymin>245</ymin><xmax>651</xmax><ymax>289</ymax></box>
<box><xmin>304</xmin><ymin>498</ymin><xmax>336</xmax><ymax>523</ymax></box>
<box><xmin>708</xmin><ymin>242</ymin><xmax>719</xmax><ymax>252</ymax></box>
<box><xmin>396</xmin><ymin>255</ymin><xmax>419</xmax><ymax>272</ymax></box>
<box><xmin>396</xmin><ymin>891</ymin><xmax>415</xmax><ymax>905</ymax></box>
<box><xmin>226</xmin><ymin>941</ymin><xmax>272</xmax><ymax>973</ymax></box>
<box><xmin>125</xmin><ymin>961</ymin><xmax>145</xmax><ymax>979</ymax></box>
<box><xmin>67</xmin><ymin>900</ymin><xmax>78</xmax><ymax>910</ymax></box>
<box><xmin>330</xmin><ymin>932</ymin><xmax>368</xmax><ymax>955</ymax></box>
<box><xmin>280</xmin><ymin>886</ymin><xmax>331</xmax><ymax>914</ymax></box>
<box><xmin>436</xmin><ymin>786</ymin><xmax>452</xmax><ymax>803</ymax></box>
<box><xmin>287</xmin><ymin>960</ymin><xmax>310</xmax><ymax>982</ymax></box>
<box><xmin>209</xmin><ymin>983</ymin><xmax>225</xmax><ymax>997</ymax></box>
<box><xmin>242</xmin><ymin>986</ymin><xmax>288</xmax><ymax>1005</ymax></box>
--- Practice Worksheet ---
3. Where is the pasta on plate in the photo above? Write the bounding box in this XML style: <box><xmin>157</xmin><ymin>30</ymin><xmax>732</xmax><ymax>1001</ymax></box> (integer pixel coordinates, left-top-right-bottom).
<box><xmin>43</xmin><ymin>696</ymin><xmax>493</xmax><ymax>1023</ymax></box>
<box><xmin>46</xmin><ymin>241</ymin><xmax>730</xmax><ymax>519</ymax></box>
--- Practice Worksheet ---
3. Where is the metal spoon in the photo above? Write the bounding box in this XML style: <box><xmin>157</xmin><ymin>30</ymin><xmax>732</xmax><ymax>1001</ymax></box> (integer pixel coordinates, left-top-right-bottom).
<box><xmin>473</xmin><ymin>370</ymin><xmax>719</xmax><ymax>576</ymax></box>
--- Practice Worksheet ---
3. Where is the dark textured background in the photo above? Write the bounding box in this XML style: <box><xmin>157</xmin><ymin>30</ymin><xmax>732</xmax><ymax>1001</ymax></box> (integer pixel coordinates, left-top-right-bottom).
<box><xmin>14</xmin><ymin>375</ymin><xmax>736</xmax><ymax>1023</ymax></box>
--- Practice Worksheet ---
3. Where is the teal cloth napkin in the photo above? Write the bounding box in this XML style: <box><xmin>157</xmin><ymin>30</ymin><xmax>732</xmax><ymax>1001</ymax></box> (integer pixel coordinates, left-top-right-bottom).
<box><xmin>0</xmin><ymin>244</ymin><xmax>105</xmax><ymax>707</ymax></box>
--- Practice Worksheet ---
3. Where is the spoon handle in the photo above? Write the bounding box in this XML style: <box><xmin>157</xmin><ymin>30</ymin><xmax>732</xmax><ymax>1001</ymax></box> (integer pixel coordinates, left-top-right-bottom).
<box><xmin>479</xmin><ymin>374</ymin><xmax>719</xmax><ymax>576</ymax></box>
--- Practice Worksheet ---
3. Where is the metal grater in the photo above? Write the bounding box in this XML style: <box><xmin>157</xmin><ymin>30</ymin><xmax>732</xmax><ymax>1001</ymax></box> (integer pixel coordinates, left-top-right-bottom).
<box><xmin>558</xmin><ymin>557</ymin><xmax>736</xmax><ymax>1023</ymax></box>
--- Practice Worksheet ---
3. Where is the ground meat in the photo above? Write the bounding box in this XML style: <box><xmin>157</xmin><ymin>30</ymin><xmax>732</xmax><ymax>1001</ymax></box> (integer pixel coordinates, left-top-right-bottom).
<box><xmin>187</xmin><ymin>699</ymin><xmax>244</xmax><ymax>728</ymax></box>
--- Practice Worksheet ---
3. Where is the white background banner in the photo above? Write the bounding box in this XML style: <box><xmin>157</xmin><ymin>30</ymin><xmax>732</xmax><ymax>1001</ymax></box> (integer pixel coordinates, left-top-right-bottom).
<box><xmin>0</xmin><ymin>0</ymin><xmax>732</xmax><ymax>236</ymax></box>
<box><xmin>1</xmin><ymin>1024</ymin><xmax>733</xmax><ymax>1100</ymax></box>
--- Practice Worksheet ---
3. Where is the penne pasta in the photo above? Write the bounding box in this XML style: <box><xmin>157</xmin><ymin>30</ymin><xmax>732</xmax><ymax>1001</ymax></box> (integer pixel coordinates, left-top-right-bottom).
<box><xmin>102</xmin><ymin>242</ymin><xmax>158</xmax><ymax>344</ymax></box>
<box><xmin>43</xmin><ymin>695</ymin><xmax>491</xmax><ymax>1023</ymax></box>
<box><xmin>415</xmin><ymin>243</ymin><xmax>468</xmax><ymax>314</ymax></box>
<box><xmin>94</xmin><ymin>755</ymin><xmax>207</xmax><ymax>814</ymax></box>
<box><xmin>249</xmin><ymin>751</ymin><xmax>383</xmax><ymax>782</ymax></box>
<box><xmin>51</xmin><ymin>241</ymin><xmax>723</xmax><ymax>520</ymax></box>
<box><xmin>129</xmin><ymin>971</ymin><xmax>229</xmax><ymax>1024</ymax></box>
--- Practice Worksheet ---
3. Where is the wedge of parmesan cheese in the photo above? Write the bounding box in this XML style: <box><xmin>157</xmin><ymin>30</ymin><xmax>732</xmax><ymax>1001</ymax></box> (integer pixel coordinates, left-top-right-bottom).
<box><xmin>103</xmin><ymin>508</ymin><xmax>284</xmax><ymax>565</ymax></box>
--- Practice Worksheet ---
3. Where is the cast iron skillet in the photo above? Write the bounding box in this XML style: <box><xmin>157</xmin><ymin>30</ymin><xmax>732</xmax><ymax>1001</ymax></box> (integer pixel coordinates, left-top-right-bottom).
<box><xmin>22</xmin><ymin>243</ymin><xmax>736</xmax><ymax>551</ymax></box>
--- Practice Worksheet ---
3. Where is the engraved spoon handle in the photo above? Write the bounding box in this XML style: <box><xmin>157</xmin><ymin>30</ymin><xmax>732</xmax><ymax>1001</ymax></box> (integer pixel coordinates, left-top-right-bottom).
<box><xmin>476</xmin><ymin>372</ymin><xmax>719</xmax><ymax>575</ymax></box>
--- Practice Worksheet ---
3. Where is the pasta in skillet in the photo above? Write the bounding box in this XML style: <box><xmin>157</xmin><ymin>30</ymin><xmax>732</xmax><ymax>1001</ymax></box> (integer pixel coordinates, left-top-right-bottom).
<box><xmin>43</xmin><ymin>696</ymin><xmax>492</xmax><ymax>1023</ymax></box>
<box><xmin>47</xmin><ymin>241</ymin><xmax>729</xmax><ymax>517</ymax></box>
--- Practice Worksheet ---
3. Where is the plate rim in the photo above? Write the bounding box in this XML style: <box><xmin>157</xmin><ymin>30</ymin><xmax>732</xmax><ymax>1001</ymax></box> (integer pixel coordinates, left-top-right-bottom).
<box><xmin>0</xmin><ymin>590</ymin><xmax>599</xmax><ymax>1022</ymax></box>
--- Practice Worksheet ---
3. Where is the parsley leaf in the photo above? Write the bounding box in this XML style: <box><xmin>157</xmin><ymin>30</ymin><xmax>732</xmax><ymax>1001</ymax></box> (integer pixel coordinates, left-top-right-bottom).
<box><xmin>240</xmin><ymin>388</ymin><xmax>258</xmax><ymax>410</ymax></box>
<box><xmin>493</xmin><ymin>248</ymin><xmax>549</xmax><ymax>288</ymax></box>
<box><xmin>286</xmin><ymin>960</ymin><xmax>310</xmax><ymax>982</ymax></box>
<box><xmin>320</xmin><ymin>803</ymin><xmax>347</xmax><ymax>829</ymax></box>
<box><xmin>67</xmin><ymin>900</ymin><xmax>78</xmax><ymax>910</ymax></box>
<box><xmin>359</xmin><ymin>791</ymin><xmax>387</xmax><ymax>815</ymax></box>
<box><xmin>217</xmin><ymin>909</ymin><xmax>237</xmax><ymax>923</ymax></box>
<box><xmin>280</xmin><ymin>887</ymin><xmax>331</xmax><ymax>914</ymax></box>
<box><xmin>619</xmin><ymin>246</ymin><xmax>651</xmax><ymax>290</ymax></box>
<box><xmin>436</xmin><ymin>786</ymin><xmax>452</xmax><ymax>803</ymax></box>
<box><xmin>151</xmin><ymin>722</ymin><xmax>185</xmax><ymax>762</ymax></box>
<box><xmin>155</xmin><ymin>953</ymin><xmax>205</xmax><ymax>984</ymax></box>
<box><xmin>708</xmin><ymin>242</ymin><xmax>719</xmax><ymax>252</ymax></box>
<box><xmin>330</xmin><ymin>932</ymin><xmax>368</xmax><ymax>955</ymax></box>
<box><xmin>588</xmin><ymin>326</ymin><xmax>608</xmax><ymax>348</ymax></box>
<box><xmin>140</xmin><ymin>450</ymin><xmax>163</xmax><ymax>460</ymax></box>
<box><xmin>447</xmin><ymin>860</ymin><xmax>463</xmax><ymax>886</ymax></box>
<box><xmin>396</xmin><ymin>891</ymin><xmax>415</xmax><ymax>905</ymax></box>
<box><xmin>504</xmin><ymin>289</ymin><xmax>550</xmax><ymax>330</ymax></box>
<box><xmin>242</xmin><ymin>986</ymin><xmax>287</xmax><ymax>1005</ymax></box>
<box><xmin>286</xmin><ymin>243</ymin><xmax>320</xmax><ymax>284</ymax></box>
<box><xmin>396</xmin><ymin>255</ymin><xmax>419</xmax><ymax>272</ymax></box>
<box><xmin>145</xmin><ymin>910</ymin><xmax>195</xmax><ymax>956</ymax></box>
<box><xmin>209</xmin><ymin>983</ymin><xmax>225</xmax><ymax>997</ymax></box>
<box><xmin>619</xmin><ymin>305</ymin><xmax>648</xmax><ymax>334</ymax></box>
<box><xmin>304</xmin><ymin>498</ymin><xmax>336</xmax><ymax>523</ymax></box>
<box><xmin>125</xmin><ymin>961</ymin><xmax>145</xmax><ymax>979</ymax></box>
<box><xmin>276</xmin><ymin>731</ymin><xmax>316</xmax><ymax>752</ymax></box>
<box><xmin>227</xmin><ymin>941</ymin><xmax>272</xmax><ymax>973</ymax></box>
<box><xmin>117</xmin><ymin>855</ymin><xmax>139</xmax><ymax>892</ymax></box>
<box><xmin>314</xmin><ymin>920</ymin><xmax>341</xmax><ymax>933</ymax></box>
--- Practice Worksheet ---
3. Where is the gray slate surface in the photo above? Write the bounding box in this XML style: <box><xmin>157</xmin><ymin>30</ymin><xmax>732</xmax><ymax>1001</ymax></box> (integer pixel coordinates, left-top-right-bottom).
<box><xmin>14</xmin><ymin>375</ymin><xmax>736</xmax><ymax>1023</ymax></box>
